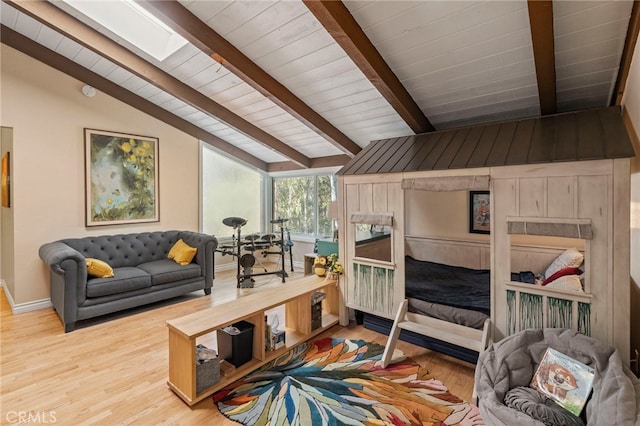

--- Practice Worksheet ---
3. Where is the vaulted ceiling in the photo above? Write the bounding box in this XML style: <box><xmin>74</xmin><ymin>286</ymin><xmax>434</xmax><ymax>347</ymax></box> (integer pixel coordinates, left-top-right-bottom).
<box><xmin>1</xmin><ymin>1</ymin><xmax>638</xmax><ymax>173</ymax></box>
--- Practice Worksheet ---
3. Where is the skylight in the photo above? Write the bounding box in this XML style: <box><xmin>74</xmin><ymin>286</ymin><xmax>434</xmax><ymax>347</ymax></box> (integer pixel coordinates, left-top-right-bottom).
<box><xmin>61</xmin><ymin>0</ymin><xmax>188</xmax><ymax>61</ymax></box>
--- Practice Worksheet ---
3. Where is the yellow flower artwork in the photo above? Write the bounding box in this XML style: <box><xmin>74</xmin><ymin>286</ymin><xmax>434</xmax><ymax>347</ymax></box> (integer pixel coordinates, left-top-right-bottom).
<box><xmin>85</xmin><ymin>129</ymin><xmax>159</xmax><ymax>226</ymax></box>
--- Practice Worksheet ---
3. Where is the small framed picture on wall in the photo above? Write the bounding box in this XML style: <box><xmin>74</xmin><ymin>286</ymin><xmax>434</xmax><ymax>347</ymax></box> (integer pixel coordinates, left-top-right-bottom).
<box><xmin>469</xmin><ymin>191</ymin><xmax>490</xmax><ymax>234</ymax></box>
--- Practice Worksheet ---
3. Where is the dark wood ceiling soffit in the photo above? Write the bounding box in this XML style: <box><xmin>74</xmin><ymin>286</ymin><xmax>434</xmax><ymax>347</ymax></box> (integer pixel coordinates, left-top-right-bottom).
<box><xmin>137</xmin><ymin>1</ymin><xmax>362</xmax><ymax>158</ymax></box>
<box><xmin>6</xmin><ymin>1</ymin><xmax>311</xmax><ymax>168</ymax></box>
<box><xmin>1</xmin><ymin>25</ymin><xmax>269</xmax><ymax>171</ymax></box>
<box><xmin>303</xmin><ymin>0</ymin><xmax>435</xmax><ymax>134</ymax></box>
<box><xmin>527</xmin><ymin>1</ymin><xmax>557</xmax><ymax>116</ymax></box>
<box><xmin>612</xmin><ymin>1</ymin><xmax>640</xmax><ymax>106</ymax></box>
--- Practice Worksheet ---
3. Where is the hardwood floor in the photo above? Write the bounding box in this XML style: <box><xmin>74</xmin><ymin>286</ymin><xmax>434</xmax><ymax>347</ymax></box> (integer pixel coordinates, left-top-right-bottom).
<box><xmin>0</xmin><ymin>267</ymin><xmax>476</xmax><ymax>425</ymax></box>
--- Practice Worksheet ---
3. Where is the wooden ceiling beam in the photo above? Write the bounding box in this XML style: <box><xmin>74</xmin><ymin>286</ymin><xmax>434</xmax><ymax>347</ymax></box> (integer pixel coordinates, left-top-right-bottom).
<box><xmin>527</xmin><ymin>0</ymin><xmax>557</xmax><ymax>115</ymax></box>
<box><xmin>303</xmin><ymin>0</ymin><xmax>434</xmax><ymax>134</ymax></box>
<box><xmin>138</xmin><ymin>0</ymin><xmax>362</xmax><ymax>158</ymax></box>
<box><xmin>612</xmin><ymin>1</ymin><xmax>640</xmax><ymax>106</ymax></box>
<box><xmin>6</xmin><ymin>0</ymin><xmax>311</xmax><ymax>168</ymax></box>
<box><xmin>267</xmin><ymin>155</ymin><xmax>351</xmax><ymax>173</ymax></box>
<box><xmin>0</xmin><ymin>25</ymin><xmax>269</xmax><ymax>171</ymax></box>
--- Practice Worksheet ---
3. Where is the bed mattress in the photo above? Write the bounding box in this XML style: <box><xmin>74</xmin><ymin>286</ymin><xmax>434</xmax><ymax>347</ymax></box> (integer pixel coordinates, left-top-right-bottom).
<box><xmin>405</xmin><ymin>256</ymin><xmax>491</xmax><ymax>316</ymax></box>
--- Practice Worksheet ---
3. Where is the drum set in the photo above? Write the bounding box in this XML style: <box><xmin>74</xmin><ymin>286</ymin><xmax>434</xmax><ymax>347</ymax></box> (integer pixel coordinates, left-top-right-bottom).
<box><xmin>216</xmin><ymin>217</ymin><xmax>294</xmax><ymax>288</ymax></box>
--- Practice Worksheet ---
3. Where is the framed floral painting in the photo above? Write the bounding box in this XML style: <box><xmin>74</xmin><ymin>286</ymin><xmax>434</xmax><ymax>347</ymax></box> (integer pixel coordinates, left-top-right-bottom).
<box><xmin>85</xmin><ymin>129</ymin><xmax>159</xmax><ymax>226</ymax></box>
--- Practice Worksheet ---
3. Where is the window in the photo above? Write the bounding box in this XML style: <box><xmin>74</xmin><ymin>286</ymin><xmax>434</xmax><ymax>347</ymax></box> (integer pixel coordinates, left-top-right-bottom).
<box><xmin>272</xmin><ymin>174</ymin><xmax>336</xmax><ymax>238</ymax></box>
<box><xmin>201</xmin><ymin>145</ymin><xmax>264</xmax><ymax>238</ymax></box>
<box><xmin>61</xmin><ymin>0</ymin><xmax>189</xmax><ymax>61</ymax></box>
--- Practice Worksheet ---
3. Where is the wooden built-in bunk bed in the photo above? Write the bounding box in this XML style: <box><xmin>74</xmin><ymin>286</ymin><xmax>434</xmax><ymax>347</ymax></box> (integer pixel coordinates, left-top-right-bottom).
<box><xmin>335</xmin><ymin>106</ymin><xmax>635</xmax><ymax>367</ymax></box>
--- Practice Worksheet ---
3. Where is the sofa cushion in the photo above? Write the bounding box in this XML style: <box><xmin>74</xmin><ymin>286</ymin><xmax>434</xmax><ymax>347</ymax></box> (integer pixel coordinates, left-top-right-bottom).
<box><xmin>86</xmin><ymin>267</ymin><xmax>151</xmax><ymax>298</ymax></box>
<box><xmin>167</xmin><ymin>239</ymin><xmax>197</xmax><ymax>265</ymax></box>
<box><xmin>137</xmin><ymin>259</ymin><xmax>201</xmax><ymax>286</ymax></box>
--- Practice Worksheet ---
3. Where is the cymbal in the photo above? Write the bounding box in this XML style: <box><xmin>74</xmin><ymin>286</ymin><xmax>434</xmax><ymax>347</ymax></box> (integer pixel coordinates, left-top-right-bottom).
<box><xmin>270</xmin><ymin>218</ymin><xmax>289</xmax><ymax>224</ymax></box>
<box><xmin>222</xmin><ymin>217</ymin><xmax>247</xmax><ymax>228</ymax></box>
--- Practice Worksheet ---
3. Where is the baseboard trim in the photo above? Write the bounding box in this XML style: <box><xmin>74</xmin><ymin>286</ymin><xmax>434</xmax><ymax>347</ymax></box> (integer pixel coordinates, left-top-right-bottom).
<box><xmin>1</xmin><ymin>280</ymin><xmax>53</xmax><ymax>314</ymax></box>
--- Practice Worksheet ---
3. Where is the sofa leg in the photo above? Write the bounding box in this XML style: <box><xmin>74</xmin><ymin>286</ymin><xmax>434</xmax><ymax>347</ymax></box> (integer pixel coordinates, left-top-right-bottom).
<box><xmin>204</xmin><ymin>288</ymin><xmax>211</xmax><ymax>295</ymax></box>
<box><xmin>64</xmin><ymin>322</ymin><xmax>75</xmax><ymax>333</ymax></box>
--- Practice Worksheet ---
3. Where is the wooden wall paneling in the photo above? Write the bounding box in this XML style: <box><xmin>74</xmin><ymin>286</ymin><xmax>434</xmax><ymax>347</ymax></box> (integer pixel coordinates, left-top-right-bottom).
<box><xmin>337</xmin><ymin>175</ymin><xmax>349</xmax><ymax>326</ymax></box>
<box><xmin>577</xmin><ymin>174</ymin><xmax>610</xmax><ymax>347</ymax></box>
<box><xmin>358</xmin><ymin>183</ymin><xmax>373</xmax><ymax>212</ymax></box>
<box><xmin>388</xmin><ymin>181</ymin><xmax>404</xmax><ymax>318</ymax></box>
<box><xmin>546</xmin><ymin>176</ymin><xmax>577</xmax><ymax>218</ymax></box>
<box><xmin>372</xmin><ymin>183</ymin><xmax>388</xmax><ymax>212</ymax></box>
<box><xmin>344</xmin><ymin>184</ymin><xmax>360</xmax><ymax>308</ymax></box>
<box><xmin>491</xmin><ymin>177</ymin><xmax>519</xmax><ymax>341</ymax></box>
<box><xmin>519</xmin><ymin>177</ymin><xmax>546</xmax><ymax>217</ymax></box>
<box><xmin>612</xmin><ymin>158</ymin><xmax>631</xmax><ymax>364</ymax></box>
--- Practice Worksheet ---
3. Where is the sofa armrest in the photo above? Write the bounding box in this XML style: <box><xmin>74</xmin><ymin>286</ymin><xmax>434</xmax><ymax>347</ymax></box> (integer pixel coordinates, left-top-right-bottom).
<box><xmin>39</xmin><ymin>241</ymin><xmax>88</xmax><ymax>331</ymax></box>
<box><xmin>178</xmin><ymin>231</ymin><xmax>218</xmax><ymax>288</ymax></box>
<box><xmin>39</xmin><ymin>241</ymin><xmax>86</xmax><ymax>275</ymax></box>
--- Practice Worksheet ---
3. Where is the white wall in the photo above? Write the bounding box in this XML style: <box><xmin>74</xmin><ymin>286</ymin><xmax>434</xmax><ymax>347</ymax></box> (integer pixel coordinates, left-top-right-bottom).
<box><xmin>0</xmin><ymin>46</ymin><xmax>201</xmax><ymax>306</ymax></box>
<box><xmin>621</xmin><ymin>37</ymin><xmax>640</xmax><ymax>365</ymax></box>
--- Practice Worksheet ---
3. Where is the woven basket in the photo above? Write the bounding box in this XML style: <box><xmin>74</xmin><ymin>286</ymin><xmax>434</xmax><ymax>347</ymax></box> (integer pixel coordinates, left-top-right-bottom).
<box><xmin>196</xmin><ymin>344</ymin><xmax>220</xmax><ymax>393</ymax></box>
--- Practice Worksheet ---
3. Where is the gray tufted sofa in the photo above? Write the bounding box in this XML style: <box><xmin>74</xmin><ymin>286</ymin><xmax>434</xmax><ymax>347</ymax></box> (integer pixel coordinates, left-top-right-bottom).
<box><xmin>39</xmin><ymin>230</ymin><xmax>217</xmax><ymax>332</ymax></box>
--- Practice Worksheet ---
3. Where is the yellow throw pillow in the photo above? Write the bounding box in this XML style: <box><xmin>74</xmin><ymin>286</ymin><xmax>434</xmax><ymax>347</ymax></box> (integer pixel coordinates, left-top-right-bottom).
<box><xmin>86</xmin><ymin>258</ymin><xmax>114</xmax><ymax>278</ymax></box>
<box><xmin>168</xmin><ymin>239</ymin><xmax>197</xmax><ymax>265</ymax></box>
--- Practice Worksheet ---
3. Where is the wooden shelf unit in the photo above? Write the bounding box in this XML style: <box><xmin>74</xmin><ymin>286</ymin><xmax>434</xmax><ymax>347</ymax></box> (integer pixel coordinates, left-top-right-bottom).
<box><xmin>166</xmin><ymin>275</ymin><xmax>340</xmax><ymax>406</ymax></box>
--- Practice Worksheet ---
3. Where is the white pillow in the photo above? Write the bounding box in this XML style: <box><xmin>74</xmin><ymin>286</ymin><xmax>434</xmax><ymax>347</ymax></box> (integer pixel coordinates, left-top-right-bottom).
<box><xmin>544</xmin><ymin>248</ymin><xmax>584</xmax><ymax>279</ymax></box>
<box><xmin>544</xmin><ymin>275</ymin><xmax>583</xmax><ymax>292</ymax></box>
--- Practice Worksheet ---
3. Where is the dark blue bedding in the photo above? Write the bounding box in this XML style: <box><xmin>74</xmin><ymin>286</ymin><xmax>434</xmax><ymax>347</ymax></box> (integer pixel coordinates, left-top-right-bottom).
<box><xmin>405</xmin><ymin>256</ymin><xmax>491</xmax><ymax>315</ymax></box>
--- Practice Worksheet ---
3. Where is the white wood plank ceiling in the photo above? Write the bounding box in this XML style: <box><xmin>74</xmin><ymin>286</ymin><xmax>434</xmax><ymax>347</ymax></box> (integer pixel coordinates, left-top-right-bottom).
<box><xmin>1</xmin><ymin>0</ymin><xmax>637</xmax><ymax>172</ymax></box>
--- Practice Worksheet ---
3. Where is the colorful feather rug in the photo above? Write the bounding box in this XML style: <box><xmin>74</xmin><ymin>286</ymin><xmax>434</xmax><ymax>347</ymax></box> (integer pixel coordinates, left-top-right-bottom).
<box><xmin>213</xmin><ymin>337</ymin><xmax>484</xmax><ymax>425</ymax></box>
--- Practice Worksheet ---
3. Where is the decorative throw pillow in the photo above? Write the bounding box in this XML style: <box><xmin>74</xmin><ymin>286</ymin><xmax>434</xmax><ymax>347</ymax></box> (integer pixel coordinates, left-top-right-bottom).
<box><xmin>545</xmin><ymin>248</ymin><xmax>584</xmax><ymax>279</ymax></box>
<box><xmin>168</xmin><ymin>239</ymin><xmax>197</xmax><ymax>265</ymax></box>
<box><xmin>545</xmin><ymin>275</ymin><xmax>583</xmax><ymax>292</ymax></box>
<box><xmin>504</xmin><ymin>386</ymin><xmax>585</xmax><ymax>426</ymax></box>
<box><xmin>86</xmin><ymin>258</ymin><xmax>114</xmax><ymax>278</ymax></box>
<box><xmin>542</xmin><ymin>267</ymin><xmax>582</xmax><ymax>286</ymax></box>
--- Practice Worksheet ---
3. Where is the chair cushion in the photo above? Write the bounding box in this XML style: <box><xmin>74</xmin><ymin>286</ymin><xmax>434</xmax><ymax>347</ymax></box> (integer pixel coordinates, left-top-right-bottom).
<box><xmin>137</xmin><ymin>259</ymin><xmax>201</xmax><ymax>285</ymax></box>
<box><xmin>86</xmin><ymin>267</ymin><xmax>151</xmax><ymax>297</ymax></box>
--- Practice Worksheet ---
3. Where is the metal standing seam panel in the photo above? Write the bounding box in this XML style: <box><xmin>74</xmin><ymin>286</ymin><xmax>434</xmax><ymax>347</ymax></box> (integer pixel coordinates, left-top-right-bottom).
<box><xmin>417</xmin><ymin>131</ymin><xmax>456</xmax><ymax>171</ymax></box>
<box><xmin>598</xmin><ymin>107</ymin><xmax>636</xmax><ymax>158</ymax></box>
<box><xmin>337</xmin><ymin>139</ymin><xmax>387</xmax><ymax>175</ymax></box>
<box><xmin>485</xmin><ymin>121</ymin><xmax>518</xmax><ymax>166</ymax></box>
<box><xmin>433</xmin><ymin>127</ymin><xmax>471</xmax><ymax>170</ymax></box>
<box><xmin>337</xmin><ymin>107</ymin><xmax>634</xmax><ymax>175</ymax></box>
<box><xmin>449</xmin><ymin>126</ymin><xmax>484</xmax><ymax>169</ymax></box>
<box><xmin>397</xmin><ymin>132</ymin><xmax>442</xmax><ymax>173</ymax></box>
<box><xmin>467</xmin><ymin>124</ymin><xmax>500</xmax><ymax>168</ymax></box>
<box><xmin>527</xmin><ymin>115</ymin><xmax>556</xmax><ymax>163</ymax></box>
<box><xmin>369</xmin><ymin>136</ymin><xmax>413</xmax><ymax>174</ymax></box>
<box><xmin>505</xmin><ymin>119</ymin><xmax>536</xmax><ymax>165</ymax></box>
<box><xmin>576</xmin><ymin>109</ymin><xmax>605</xmax><ymax>160</ymax></box>
<box><xmin>553</xmin><ymin>112</ymin><xmax>577</xmax><ymax>161</ymax></box>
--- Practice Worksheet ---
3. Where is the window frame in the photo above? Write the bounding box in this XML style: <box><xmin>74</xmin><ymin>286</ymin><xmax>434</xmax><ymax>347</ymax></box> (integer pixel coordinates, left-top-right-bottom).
<box><xmin>270</xmin><ymin>169</ymin><xmax>339</xmax><ymax>241</ymax></box>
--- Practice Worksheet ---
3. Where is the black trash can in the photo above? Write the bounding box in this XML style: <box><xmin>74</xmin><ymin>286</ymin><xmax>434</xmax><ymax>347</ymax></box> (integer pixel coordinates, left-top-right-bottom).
<box><xmin>217</xmin><ymin>320</ymin><xmax>254</xmax><ymax>368</ymax></box>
